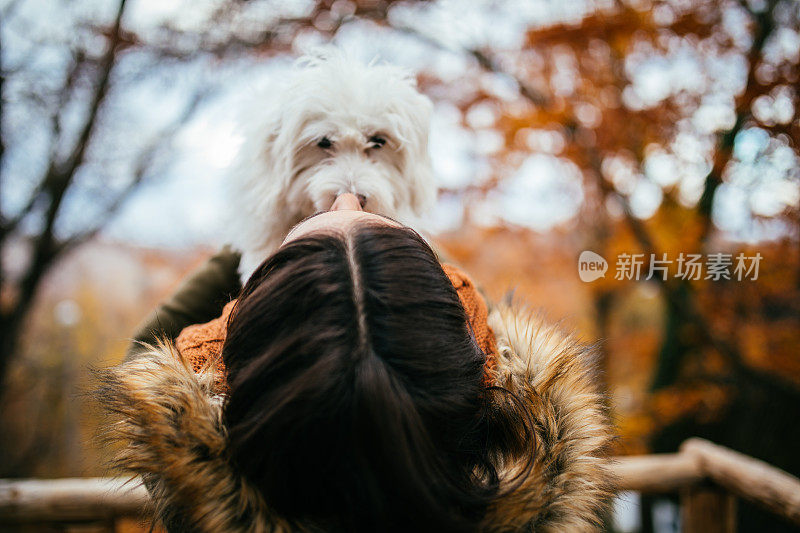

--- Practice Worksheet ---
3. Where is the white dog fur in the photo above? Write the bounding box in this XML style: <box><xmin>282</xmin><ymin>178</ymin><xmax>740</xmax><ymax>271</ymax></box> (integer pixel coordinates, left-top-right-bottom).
<box><xmin>228</xmin><ymin>49</ymin><xmax>436</xmax><ymax>281</ymax></box>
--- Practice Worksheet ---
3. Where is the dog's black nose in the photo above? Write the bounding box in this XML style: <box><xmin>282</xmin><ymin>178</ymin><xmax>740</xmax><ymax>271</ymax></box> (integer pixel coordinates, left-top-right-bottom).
<box><xmin>356</xmin><ymin>194</ymin><xmax>367</xmax><ymax>208</ymax></box>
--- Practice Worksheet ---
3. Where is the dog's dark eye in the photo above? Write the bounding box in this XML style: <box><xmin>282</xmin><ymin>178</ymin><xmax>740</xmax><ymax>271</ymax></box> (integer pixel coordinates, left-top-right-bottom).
<box><xmin>317</xmin><ymin>137</ymin><xmax>333</xmax><ymax>149</ymax></box>
<box><xmin>369</xmin><ymin>135</ymin><xmax>386</xmax><ymax>148</ymax></box>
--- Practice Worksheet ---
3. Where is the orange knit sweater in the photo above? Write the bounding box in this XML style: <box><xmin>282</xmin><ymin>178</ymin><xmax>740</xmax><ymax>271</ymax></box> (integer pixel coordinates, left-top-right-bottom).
<box><xmin>176</xmin><ymin>263</ymin><xmax>497</xmax><ymax>392</ymax></box>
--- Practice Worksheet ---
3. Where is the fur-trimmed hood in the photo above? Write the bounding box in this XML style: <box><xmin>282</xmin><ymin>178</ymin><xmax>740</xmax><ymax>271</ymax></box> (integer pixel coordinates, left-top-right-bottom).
<box><xmin>98</xmin><ymin>302</ymin><xmax>614</xmax><ymax>532</ymax></box>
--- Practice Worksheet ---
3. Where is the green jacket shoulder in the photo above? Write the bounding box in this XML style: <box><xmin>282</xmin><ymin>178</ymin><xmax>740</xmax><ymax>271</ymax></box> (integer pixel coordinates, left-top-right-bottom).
<box><xmin>125</xmin><ymin>246</ymin><xmax>242</xmax><ymax>362</ymax></box>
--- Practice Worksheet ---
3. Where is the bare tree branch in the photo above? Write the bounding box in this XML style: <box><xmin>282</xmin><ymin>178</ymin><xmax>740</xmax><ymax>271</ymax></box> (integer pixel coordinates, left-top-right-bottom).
<box><xmin>55</xmin><ymin>89</ymin><xmax>208</xmax><ymax>255</ymax></box>
<box><xmin>0</xmin><ymin>0</ymin><xmax>21</xmax><ymax>186</ymax></box>
<box><xmin>0</xmin><ymin>10</ymin><xmax>6</xmax><ymax>287</ymax></box>
<box><xmin>0</xmin><ymin>0</ymin><xmax>129</xmax><ymax>383</ymax></box>
<box><xmin>49</xmin><ymin>52</ymin><xmax>86</xmax><ymax>159</ymax></box>
<box><xmin>0</xmin><ymin>53</ymin><xmax>89</xmax><ymax>241</ymax></box>
<box><xmin>697</xmin><ymin>0</ymin><xmax>779</xmax><ymax>243</ymax></box>
<box><xmin>385</xmin><ymin>20</ymin><xmax>551</xmax><ymax>108</ymax></box>
<box><xmin>0</xmin><ymin>0</ymin><xmax>23</xmax><ymax>20</ymax></box>
<box><xmin>0</xmin><ymin>12</ymin><xmax>5</xmax><ymax>190</ymax></box>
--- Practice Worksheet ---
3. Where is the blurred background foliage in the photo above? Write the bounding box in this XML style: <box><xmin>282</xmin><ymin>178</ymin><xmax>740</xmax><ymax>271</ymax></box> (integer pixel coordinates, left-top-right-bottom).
<box><xmin>0</xmin><ymin>0</ymin><xmax>798</xmax><ymax>531</ymax></box>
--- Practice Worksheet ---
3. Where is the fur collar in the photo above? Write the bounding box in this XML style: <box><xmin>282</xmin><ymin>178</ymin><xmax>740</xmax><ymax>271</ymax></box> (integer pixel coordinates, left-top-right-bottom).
<box><xmin>97</xmin><ymin>302</ymin><xmax>613</xmax><ymax>532</ymax></box>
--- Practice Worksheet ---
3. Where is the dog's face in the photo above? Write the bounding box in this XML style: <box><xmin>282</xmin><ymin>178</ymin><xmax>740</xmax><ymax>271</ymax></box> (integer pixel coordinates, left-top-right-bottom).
<box><xmin>287</xmin><ymin>116</ymin><xmax>412</xmax><ymax>217</ymax></box>
<box><xmin>230</xmin><ymin>51</ymin><xmax>436</xmax><ymax>278</ymax></box>
<box><xmin>269</xmin><ymin>54</ymin><xmax>435</xmax><ymax>220</ymax></box>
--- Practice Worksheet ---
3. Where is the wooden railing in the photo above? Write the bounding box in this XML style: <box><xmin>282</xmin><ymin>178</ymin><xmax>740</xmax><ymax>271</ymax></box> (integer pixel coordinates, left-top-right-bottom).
<box><xmin>1</xmin><ymin>438</ymin><xmax>799</xmax><ymax>531</ymax></box>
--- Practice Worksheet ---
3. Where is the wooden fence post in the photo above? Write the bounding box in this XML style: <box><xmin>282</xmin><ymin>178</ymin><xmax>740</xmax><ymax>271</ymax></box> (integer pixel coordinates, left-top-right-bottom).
<box><xmin>681</xmin><ymin>438</ymin><xmax>800</xmax><ymax>523</ymax></box>
<box><xmin>682</xmin><ymin>484</ymin><xmax>737</xmax><ymax>533</ymax></box>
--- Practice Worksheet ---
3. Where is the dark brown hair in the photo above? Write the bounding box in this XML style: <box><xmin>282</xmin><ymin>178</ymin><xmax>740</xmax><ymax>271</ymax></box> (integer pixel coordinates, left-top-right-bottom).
<box><xmin>222</xmin><ymin>223</ymin><xmax>529</xmax><ymax>532</ymax></box>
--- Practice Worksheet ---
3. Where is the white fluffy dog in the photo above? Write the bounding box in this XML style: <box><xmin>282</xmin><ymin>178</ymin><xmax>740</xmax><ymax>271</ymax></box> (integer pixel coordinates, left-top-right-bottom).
<box><xmin>228</xmin><ymin>50</ymin><xmax>436</xmax><ymax>280</ymax></box>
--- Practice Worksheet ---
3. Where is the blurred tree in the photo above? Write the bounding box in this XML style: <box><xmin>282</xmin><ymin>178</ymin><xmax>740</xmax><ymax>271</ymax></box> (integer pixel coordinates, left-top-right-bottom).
<box><xmin>0</xmin><ymin>0</ymin><xmax>182</xmax><ymax>385</ymax></box>
<box><xmin>398</xmin><ymin>0</ymin><xmax>799</xmax><ymax>392</ymax></box>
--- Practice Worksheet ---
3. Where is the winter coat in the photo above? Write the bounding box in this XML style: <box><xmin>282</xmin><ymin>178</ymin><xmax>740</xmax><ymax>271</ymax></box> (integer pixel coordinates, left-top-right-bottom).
<box><xmin>101</xmin><ymin>248</ymin><xmax>614</xmax><ymax>532</ymax></box>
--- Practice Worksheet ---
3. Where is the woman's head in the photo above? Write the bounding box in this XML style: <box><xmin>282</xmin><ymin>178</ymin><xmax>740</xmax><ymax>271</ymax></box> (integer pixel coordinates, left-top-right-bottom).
<box><xmin>222</xmin><ymin>196</ymin><xmax>522</xmax><ymax>532</ymax></box>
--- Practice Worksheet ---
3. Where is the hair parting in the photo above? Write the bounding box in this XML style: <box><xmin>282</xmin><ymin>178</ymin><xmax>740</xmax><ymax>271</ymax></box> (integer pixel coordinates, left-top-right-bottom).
<box><xmin>222</xmin><ymin>224</ymin><xmax>535</xmax><ymax>532</ymax></box>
